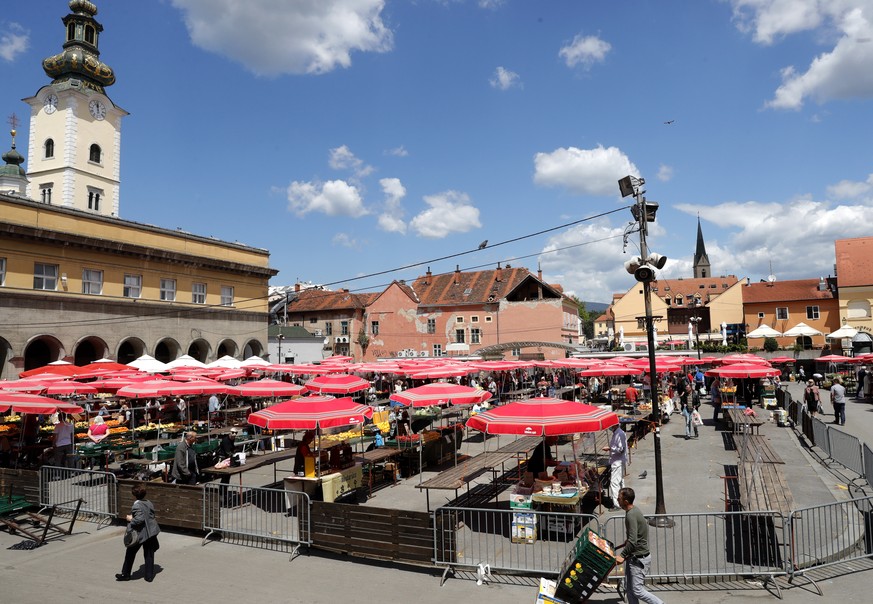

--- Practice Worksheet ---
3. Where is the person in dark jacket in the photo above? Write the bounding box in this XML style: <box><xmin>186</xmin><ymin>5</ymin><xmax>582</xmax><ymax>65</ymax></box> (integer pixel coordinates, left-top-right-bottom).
<box><xmin>170</xmin><ymin>432</ymin><xmax>198</xmax><ymax>484</ymax></box>
<box><xmin>117</xmin><ymin>483</ymin><xmax>161</xmax><ymax>582</ymax></box>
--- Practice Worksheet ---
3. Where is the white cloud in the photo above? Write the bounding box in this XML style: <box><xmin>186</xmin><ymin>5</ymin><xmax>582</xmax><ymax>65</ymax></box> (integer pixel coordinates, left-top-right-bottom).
<box><xmin>538</xmin><ymin>221</ymin><xmax>631</xmax><ymax>304</ymax></box>
<box><xmin>489</xmin><ymin>66</ymin><xmax>522</xmax><ymax>90</ymax></box>
<box><xmin>730</xmin><ymin>1</ymin><xmax>873</xmax><ymax>109</ymax></box>
<box><xmin>559</xmin><ymin>34</ymin><xmax>611</xmax><ymax>69</ymax></box>
<box><xmin>657</xmin><ymin>164</ymin><xmax>674</xmax><ymax>182</ymax></box>
<box><xmin>409</xmin><ymin>190</ymin><xmax>481</xmax><ymax>238</ymax></box>
<box><xmin>675</xmin><ymin>196</ymin><xmax>872</xmax><ymax>282</ymax></box>
<box><xmin>329</xmin><ymin>145</ymin><xmax>374</xmax><ymax>178</ymax></box>
<box><xmin>0</xmin><ymin>22</ymin><xmax>28</xmax><ymax>62</ymax></box>
<box><xmin>377</xmin><ymin>177</ymin><xmax>407</xmax><ymax>234</ymax></box>
<box><xmin>478</xmin><ymin>0</ymin><xmax>505</xmax><ymax>8</ymax></box>
<box><xmin>385</xmin><ymin>145</ymin><xmax>409</xmax><ymax>157</ymax></box>
<box><xmin>170</xmin><ymin>0</ymin><xmax>393</xmax><ymax>76</ymax></box>
<box><xmin>533</xmin><ymin>145</ymin><xmax>639</xmax><ymax>196</ymax></box>
<box><xmin>332</xmin><ymin>232</ymin><xmax>362</xmax><ymax>249</ymax></box>
<box><xmin>827</xmin><ymin>173</ymin><xmax>873</xmax><ymax>199</ymax></box>
<box><xmin>285</xmin><ymin>179</ymin><xmax>368</xmax><ymax>217</ymax></box>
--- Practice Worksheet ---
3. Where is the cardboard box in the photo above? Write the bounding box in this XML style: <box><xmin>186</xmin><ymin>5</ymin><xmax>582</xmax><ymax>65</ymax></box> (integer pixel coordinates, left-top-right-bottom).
<box><xmin>511</xmin><ymin>522</ymin><xmax>536</xmax><ymax>544</ymax></box>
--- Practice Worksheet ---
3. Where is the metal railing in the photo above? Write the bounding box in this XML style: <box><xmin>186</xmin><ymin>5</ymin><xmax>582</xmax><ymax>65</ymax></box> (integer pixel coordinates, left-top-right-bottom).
<box><xmin>433</xmin><ymin>505</ymin><xmax>600</xmax><ymax>575</ymax></box>
<box><xmin>202</xmin><ymin>483</ymin><xmax>311</xmax><ymax>557</ymax></box>
<box><xmin>39</xmin><ymin>466</ymin><xmax>117</xmax><ymax>521</ymax></box>
<box><xmin>865</xmin><ymin>444</ymin><xmax>873</xmax><ymax>488</ymax></box>
<box><xmin>829</xmin><ymin>428</ymin><xmax>865</xmax><ymax>476</ymax></box>
<box><xmin>601</xmin><ymin>511</ymin><xmax>789</xmax><ymax>586</ymax></box>
<box><xmin>811</xmin><ymin>416</ymin><xmax>831</xmax><ymax>458</ymax></box>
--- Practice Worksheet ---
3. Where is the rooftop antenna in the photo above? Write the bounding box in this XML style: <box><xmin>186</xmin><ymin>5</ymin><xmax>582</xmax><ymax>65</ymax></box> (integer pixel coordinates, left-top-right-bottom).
<box><xmin>767</xmin><ymin>260</ymin><xmax>776</xmax><ymax>284</ymax></box>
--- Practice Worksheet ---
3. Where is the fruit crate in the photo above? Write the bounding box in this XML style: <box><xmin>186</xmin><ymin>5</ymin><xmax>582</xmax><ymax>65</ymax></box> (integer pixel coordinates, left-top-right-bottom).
<box><xmin>571</xmin><ymin>527</ymin><xmax>616</xmax><ymax>577</ymax></box>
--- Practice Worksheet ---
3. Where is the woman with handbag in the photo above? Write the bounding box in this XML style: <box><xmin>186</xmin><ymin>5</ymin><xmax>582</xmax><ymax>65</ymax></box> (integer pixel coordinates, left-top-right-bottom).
<box><xmin>117</xmin><ymin>483</ymin><xmax>161</xmax><ymax>582</ymax></box>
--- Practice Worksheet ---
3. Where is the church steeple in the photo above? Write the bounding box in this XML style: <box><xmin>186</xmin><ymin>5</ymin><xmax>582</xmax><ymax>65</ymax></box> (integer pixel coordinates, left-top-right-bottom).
<box><xmin>42</xmin><ymin>1</ymin><xmax>115</xmax><ymax>94</ymax></box>
<box><xmin>693</xmin><ymin>217</ymin><xmax>711</xmax><ymax>279</ymax></box>
<box><xmin>0</xmin><ymin>119</ymin><xmax>29</xmax><ymax>196</ymax></box>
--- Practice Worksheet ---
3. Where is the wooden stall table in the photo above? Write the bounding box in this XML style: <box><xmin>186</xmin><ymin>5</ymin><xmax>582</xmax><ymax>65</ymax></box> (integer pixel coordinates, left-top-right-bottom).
<box><xmin>726</xmin><ymin>408</ymin><xmax>765</xmax><ymax>435</ymax></box>
<box><xmin>202</xmin><ymin>448</ymin><xmax>297</xmax><ymax>487</ymax></box>
<box><xmin>355</xmin><ymin>447</ymin><xmax>403</xmax><ymax>497</ymax></box>
<box><xmin>283</xmin><ymin>464</ymin><xmax>363</xmax><ymax>503</ymax></box>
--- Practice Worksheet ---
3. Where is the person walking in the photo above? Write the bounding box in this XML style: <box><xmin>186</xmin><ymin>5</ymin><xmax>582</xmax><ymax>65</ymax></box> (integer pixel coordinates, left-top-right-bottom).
<box><xmin>615</xmin><ymin>487</ymin><xmax>664</xmax><ymax>604</ymax></box>
<box><xmin>116</xmin><ymin>483</ymin><xmax>160</xmax><ymax>582</ymax></box>
<box><xmin>170</xmin><ymin>432</ymin><xmax>199</xmax><ymax>484</ymax></box>
<box><xmin>804</xmin><ymin>379</ymin><xmax>822</xmax><ymax>417</ymax></box>
<box><xmin>680</xmin><ymin>384</ymin><xmax>699</xmax><ymax>440</ymax></box>
<box><xmin>51</xmin><ymin>411</ymin><xmax>75</xmax><ymax>468</ymax></box>
<box><xmin>604</xmin><ymin>424</ymin><xmax>628</xmax><ymax>508</ymax></box>
<box><xmin>830</xmin><ymin>376</ymin><xmax>847</xmax><ymax>426</ymax></box>
<box><xmin>710</xmin><ymin>378</ymin><xmax>722</xmax><ymax>424</ymax></box>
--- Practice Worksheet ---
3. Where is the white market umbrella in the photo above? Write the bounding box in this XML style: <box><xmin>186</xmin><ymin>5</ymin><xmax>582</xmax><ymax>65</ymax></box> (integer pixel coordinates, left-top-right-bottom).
<box><xmin>207</xmin><ymin>355</ymin><xmax>244</xmax><ymax>369</ymax></box>
<box><xmin>746</xmin><ymin>325</ymin><xmax>783</xmax><ymax>339</ymax></box>
<box><xmin>241</xmin><ymin>356</ymin><xmax>271</xmax><ymax>367</ymax></box>
<box><xmin>127</xmin><ymin>354</ymin><xmax>169</xmax><ymax>374</ymax></box>
<box><xmin>826</xmin><ymin>325</ymin><xmax>859</xmax><ymax>340</ymax></box>
<box><xmin>165</xmin><ymin>354</ymin><xmax>207</xmax><ymax>369</ymax></box>
<box><xmin>782</xmin><ymin>322</ymin><xmax>823</xmax><ymax>338</ymax></box>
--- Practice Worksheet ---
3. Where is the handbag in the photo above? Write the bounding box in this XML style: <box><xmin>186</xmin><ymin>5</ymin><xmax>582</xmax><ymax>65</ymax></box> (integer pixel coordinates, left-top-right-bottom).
<box><xmin>123</xmin><ymin>524</ymin><xmax>138</xmax><ymax>548</ymax></box>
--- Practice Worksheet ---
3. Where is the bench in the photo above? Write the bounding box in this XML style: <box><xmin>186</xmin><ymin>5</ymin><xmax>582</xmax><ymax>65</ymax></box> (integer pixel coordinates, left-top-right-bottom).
<box><xmin>0</xmin><ymin>497</ymin><xmax>84</xmax><ymax>544</ymax></box>
<box><xmin>735</xmin><ymin>434</ymin><xmax>783</xmax><ymax>464</ymax></box>
<box><xmin>737</xmin><ymin>462</ymin><xmax>796</xmax><ymax>519</ymax></box>
<box><xmin>726</xmin><ymin>408</ymin><xmax>764</xmax><ymax>435</ymax></box>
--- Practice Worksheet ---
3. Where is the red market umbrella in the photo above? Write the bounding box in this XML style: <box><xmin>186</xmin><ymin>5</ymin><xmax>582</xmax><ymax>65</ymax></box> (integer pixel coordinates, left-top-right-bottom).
<box><xmin>269</xmin><ymin>363</ymin><xmax>346</xmax><ymax>375</ymax></box>
<box><xmin>705</xmin><ymin>364</ymin><xmax>781</xmax><ymax>379</ymax></box>
<box><xmin>18</xmin><ymin>363</ymin><xmax>79</xmax><ymax>379</ymax></box>
<box><xmin>93</xmin><ymin>374</ymin><xmax>153</xmax><ymax>393</ymax></box>
<box><xmin>321</xmin><ymin>355</ymin><xmax>354</xmax><ymax>364</ymax></box>
<box><xmin>79</xmin><ymin>361</ymin><xmax>131</xmax><ymax>374</ymax></box>
<box><xmin>304</xmin><ymin>373</ymin><xmax>370</xmax><ymax>394</ymax></box>
<box><xmin>230</xmin><ymin>379</ymin><xmax>306</xmax><ymax>398</ymax></box>
<box><xmin>697</xmin><ymin>356</ymin><xmax>721</xmax><ymax>364</ymax></box>
<box><xmin>214</xmin><ymin>368</ymin><xmax>249</xmax><ymax>381</ymax></box>
<box><xmin>626</xmin><ymin>358</ymin><xmax>683</xmax><ymax>373</ymax></box>
<box><xmin>163</xmin><ymin>378</ymin><xmax>227</xmax><ymax>396</ymax></box>
<box><xmin>389</xmin><ymin>382</ymin><xmax>492</xmax><ymax>407</ymax></box>
<box><xmin>577</xmin><ymin>365</ymin><xmax>638</xmax><ymax>377</ymax></box>
<box><xmin>44</xmin><ymin>381</ymin><xmax>99</xmax><ymax>396</ymax></box>
<box><xmin>466</xmin><ymin>397</ymin><xmax>618</xmax><ymax>436</ymax></box>
<box><xmin>768</xmin><ymin>356</ymin><xmax>796</xmax><ymax>364</ymax></box>
<box><xmin>116</xmin><ymin>379</ymin><xmax>178</xmax><ymax>399</ymax></box>
<box><xmin>0</xmin><ymin>379</ymin><xmax>51</xmax><ymax>393</ymax></box>
<box><xmin>0</xmin><ymin>392</ymin><xmax>84</xmax><ymax>415</ymax></box>
<box><xmin>247</xmin><ymin>396</ymin><xmax>373</xmax><ymax>430</ymax></box>
<box><xmin>816</xmin><ymin>355</ymin><xmax>852</xmax><ymax>363</ymax></box>
<box><xmin>718</xmin><ymin>354</ymin><xmax>771</xmax><ymax>365</ymax></box>
<box><xmin>408</xmin><ymin>366</ymin><xmax>473</xmax><ymax>379</ymax></box>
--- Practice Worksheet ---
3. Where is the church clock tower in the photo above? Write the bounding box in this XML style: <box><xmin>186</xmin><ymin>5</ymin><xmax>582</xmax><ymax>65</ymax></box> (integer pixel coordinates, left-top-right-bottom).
<box><xmin>22</xmin><ymin>0</ymin><xmax>127</xmax><ymax>217</ymax></box>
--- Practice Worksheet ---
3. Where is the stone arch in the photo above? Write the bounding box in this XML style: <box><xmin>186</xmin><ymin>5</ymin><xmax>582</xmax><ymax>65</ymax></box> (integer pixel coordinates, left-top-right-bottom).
<box><xmin>117</xmin><ymin>337</ymin><xmax>146</xmax><ymax>365</ymax></box>
<box><xmin>0</xmin><ymin>337</ymin><xmax>13</xmax><ymax>381</ymax></box>
<box><xmin>154</xmin><ymin>338</ymin><xmax>181</xmax><ymax>364</ymax></box>
<box><xmin>216</xmin><ymin>339</ymin><xmax>238</xmax><ymax>359</ymax></box>
<box><xmin>242</xmin><ymin>339</ymin><xmax>264</xmax><ymax>359</ymax></box>
<box><xmin>187</xmin><ymin>339</ymin><xmax>211</xmax><ymax>363</ymax></box>
<box><xmin>23</xmin><ymin>335</ymin><xmax>65</xmax><ymax>371</ymax></box>
<box><xmin>73</xmin><ymin>335</ymin><xmax>109</xmax><ymax>366</ymax></box>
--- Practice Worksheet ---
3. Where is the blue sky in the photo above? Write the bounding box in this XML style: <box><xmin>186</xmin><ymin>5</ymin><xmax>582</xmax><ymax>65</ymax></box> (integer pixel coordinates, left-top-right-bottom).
<box><xmin>2</xmin><ymin>0</ymin><xmax>873</xmax><ymax>305</ymax></box>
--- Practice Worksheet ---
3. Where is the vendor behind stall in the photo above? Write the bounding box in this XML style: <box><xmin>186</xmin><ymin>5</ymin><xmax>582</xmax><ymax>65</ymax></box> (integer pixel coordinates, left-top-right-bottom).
<box><xmin>293</xmin><ymin>430</ymin><xmax>316</xmax><ymax>475</ymax></box>
<box><xmin>523</xmin><ymin>435</ymin><xmax>559</xmax><ymax>485</ymax></box>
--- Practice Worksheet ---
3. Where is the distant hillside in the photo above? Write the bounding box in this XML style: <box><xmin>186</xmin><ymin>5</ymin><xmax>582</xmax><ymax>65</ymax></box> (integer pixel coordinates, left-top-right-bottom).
<box><xmin>582</xmin><ymin>301</ymin><xmax>609</xmax><ymax>314</ymax></box>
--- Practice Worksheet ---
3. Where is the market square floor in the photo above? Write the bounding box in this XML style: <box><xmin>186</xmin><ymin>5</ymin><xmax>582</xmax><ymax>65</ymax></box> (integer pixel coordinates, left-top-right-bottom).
<box><xmin>2</xmin><ymin>379</ymin><xmax>872</xmax><ymax>603</ymax></box>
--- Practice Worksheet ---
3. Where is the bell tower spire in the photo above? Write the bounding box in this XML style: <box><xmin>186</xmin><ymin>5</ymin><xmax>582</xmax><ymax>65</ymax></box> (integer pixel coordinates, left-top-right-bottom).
<box><xmin>693</xmin><ymin>216</ymin><xmax>711</xmax><ymax>279</ymax></box>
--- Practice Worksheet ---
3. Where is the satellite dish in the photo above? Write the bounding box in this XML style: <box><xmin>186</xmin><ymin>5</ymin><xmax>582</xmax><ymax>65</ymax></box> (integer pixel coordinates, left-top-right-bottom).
<box><xmin>767</xmin><ymin>274</ymin><xmax>776</xmax><ymax>283</ymax></box>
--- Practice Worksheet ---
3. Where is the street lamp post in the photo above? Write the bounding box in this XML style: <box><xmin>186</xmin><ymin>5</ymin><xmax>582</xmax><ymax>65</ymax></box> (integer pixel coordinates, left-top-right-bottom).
<box><xmin>619</xmin><ymin>175</ymin><xmax>672</xmax><ymax>525</ymax></box>
<box><xmin>690</xmin><ymin>316</ymin><xmax>702</xmax><ymax>360</ymax></box>
<box><xmin>277</xmin><ymin>333</ymin><xmax>284</xmax><ymax>364</ymax></box>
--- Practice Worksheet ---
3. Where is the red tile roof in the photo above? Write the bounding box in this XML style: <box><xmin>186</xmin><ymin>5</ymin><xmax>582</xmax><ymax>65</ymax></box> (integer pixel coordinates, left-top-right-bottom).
<box><xmin>652</xmin><ymin>276</ymin><xmax>739</xmax><ymax>303</ymax></box>
<box><xmin>412</xmin><ymin>266</ymin><xmax>553</xmax><ymax>306</ymax></box>
<box><xmin>742</xmin><ymin>279</ymin><xmax>835</xmax><ymax>304</ymax></box>
<box><xmin>835</xmin><ymin>237</ymin><xmax>873</xmax><ymax>288</ymax></box>
<box><xmin>286</xmin><ymin>288</ymin><xmax>375</xmax><ymax>312</ymax></box>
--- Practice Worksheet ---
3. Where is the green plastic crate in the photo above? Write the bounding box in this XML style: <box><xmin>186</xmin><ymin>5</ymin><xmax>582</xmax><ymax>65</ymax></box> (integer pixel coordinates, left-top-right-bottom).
<box><xmin>572</xmin><ymin>528</ymin><xmax>615</xmax><ymax>577</ymax></box>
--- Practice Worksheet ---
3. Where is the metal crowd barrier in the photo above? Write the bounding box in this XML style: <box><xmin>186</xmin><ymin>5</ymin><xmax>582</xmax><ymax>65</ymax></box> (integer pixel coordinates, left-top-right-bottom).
<box><xmin>202</xmin><ymin>483</ymin><xmax>311</xmax><ymax>558</ymax></box>
<box><xmin>432</xmin><ymin>505</ymin><xmax>600</xmax><ymax>575</ymax></box>
<box><xmin>39</xmin><ymin>466</ymin><xmax>117</xmax><ymax>522</ymax></box>
<box><xmin>601</xmin><ymin>511</ymin><xmax>789</xmax><ymax>591</ymax></box>
<box><xmin>865</xmin><ymin>444</ymin><xmax>873</xmax><ymax>487</ymax></box>
<box><xmin>811</xmin><ymin>416</ymin><xmax>831</xmax><ymax>458</ymax></box>
<box><xmin>828</xmin><ymin>429</ymin><xmax>865</xmax><ymax>476</ymax></box>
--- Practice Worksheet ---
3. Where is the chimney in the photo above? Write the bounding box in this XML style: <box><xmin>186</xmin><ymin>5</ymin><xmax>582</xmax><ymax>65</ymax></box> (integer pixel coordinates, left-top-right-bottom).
<box><xmin>454</xmin><ymin>265</ymin><xmax>461</xmax><ymax>285</ymax></box>
<box><xmin>424</xmin><ymin>266</ymin><xmax>431</xmax><ymax>285</ymax></box>
<box><xmin>537</xmin><ymin>262</ymin><xmax>542</xmax><ymax>281</ymax></box>
<box><xmin>295</xmin><ymin>282</ymin><xmax>301</xmax><ymax>292</ymax></box>
<box><xmin>494</xmin><ymin>262</ymin><xmax>502</xmax><ymax>283</ymax></box>
<box><xmin>818</xmin><ymin>277</ymin><xmax>827</xmax><ymax>291</ymax></box>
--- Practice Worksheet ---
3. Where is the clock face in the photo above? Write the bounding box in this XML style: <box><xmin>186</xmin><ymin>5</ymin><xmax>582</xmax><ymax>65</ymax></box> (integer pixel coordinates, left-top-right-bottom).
<box><xmin>89</xmin><ymin>99</ymin><xmax>106</xmax><ymax>120</ymax></box>
<box><xmin>44</xmin><ymin>94</ymin><xmax>58</xmax><ymax>114</ymax></box>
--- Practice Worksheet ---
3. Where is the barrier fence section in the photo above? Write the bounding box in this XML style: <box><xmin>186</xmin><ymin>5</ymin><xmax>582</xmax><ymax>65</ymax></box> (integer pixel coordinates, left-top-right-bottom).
<box><xmin>811</xmin><ymin>416</ymin><xmax>831</xmax><ymax>458</ymax></box>
<box><xmin>865</xmin><ymin>444</ymin><xmax>873</xmax><ymax>487</ymax></box>
<box><xmin>600</xmin><ymin>511</ymin><xmax>789</xmax><ymax>585</ymax></box>
<box><xmin>829</xmin><ymin>429</ymin><xmax>865</xmax><ymax>477</ymax></box>
<box><xmin>202</xmin><ymin>483</ymin><xmax>311</xmax><ymax>556</ymax></box>
<box><xmin>39</xmin><ymin>466</ymin><xmax>117</xmax><ymax>521</ymax></box>
<box><xmin>789</xmin><ymin>495</ymin><xmax>873</xmax><ymax>578</ymax></box>
<box><xmin>433</xmin><ymin>505</ymin><xmax>600</xmax><ymax>575</ymax></box>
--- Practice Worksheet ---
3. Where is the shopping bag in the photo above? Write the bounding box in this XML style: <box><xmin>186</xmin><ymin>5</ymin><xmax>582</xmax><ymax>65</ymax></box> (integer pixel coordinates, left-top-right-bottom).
<box><xmin>691</xmin><ymin>410</ymin><xmax>703</xmax><ymax>426</ymax></box>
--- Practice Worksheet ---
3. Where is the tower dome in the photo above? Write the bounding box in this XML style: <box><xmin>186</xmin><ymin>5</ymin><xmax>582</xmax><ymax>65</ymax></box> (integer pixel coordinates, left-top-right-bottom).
<box><xmin>42</xmin><ymin>0</ymin><xmax>115</xmax><ymax>93</ymax></box>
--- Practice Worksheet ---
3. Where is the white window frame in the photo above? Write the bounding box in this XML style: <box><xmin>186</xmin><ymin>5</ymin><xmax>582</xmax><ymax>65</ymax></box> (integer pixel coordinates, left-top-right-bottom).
<box><xmin>220</xmin><ymin>285</ymin><xmax>234</xmax><ymax>307</ymax></box>
<box><xmin>82</xmin><ymin>268</ymin><xmax>103</xmax><ymax>295</ymax></box>
<box><xmin>160</xmin><ymin>278</ymin><xmax>176</xmax><ymax>301</ymax></box>
<box><xmin>341</xmin><ymin>321</ymin><xmax>349</xmax><ymax>336</ymax></box>
<box><xmin>471</xmin><ymin>316</ymin><xmax>479</xmax><ymax>323</ymax></box>
<box><xmin>192</xmin><ymin>282</ymin><xmax>206</xmax><ymax>304</ymax></box>
<box><xmin>123</xmin><ymin>274</ymin><xmax>142</xmax><ymax>298</ymax></box>
<box><xmin>806</xmin><ymin>305</ymin><xmax>820</xmax><ymax>320</ymax></box>
<box><xmin>87</xmin><ymin>187</ymin><xmax>103</xmax><ymax>212</ymax></box>
<box><xmin>427</xmin><ymin>318</ymin><xmax>436</xmax><ymax>334</ymax></box>
<box><xmin>757</xmin><ymin>312</ymin><xmax>765</xmax><ymax>319</ymax></box>
<box><xmin>40</xmin><ymin>184</ymin><xmax>53</xmax><ymax>204</ymax></box>
<box><xmin>471</xmin><ymin>328</ymin><xmax>481</xmax><ymax>344</ymax></box>
<box><xmin>485</xmin><ymin>316</ymin><xmax>492</xmax><ymax>323</ymax></box>
<box><xmin>371</xmin><ymin>320</ymin><xmax>379</xmax><ymax>335</ymax></box>
<box><xmin>325</xmin><ymin>322</ymin><xmax>333</xmax><ymax>336</ymax></box>
<box><xmin>776</xmin><ymin>307</ymin><xmax>789</xmax><ymax>321</ymax></box>
<box><xmin>432</xmin><ymin>344</ymin><xmax>442</xmax><ymax>357</ymax></box>
<box><xmin>456</xmin><ymin>316</ymin><xmax>464</xmax><ymax>323</ymax></box>
<box><xmin>33</xmin><ymin>263</ymin><xmax>58</xmax><ymax>290</ymax></box>
<box><xmin>455</xmin><ymin>328</ymin><xmax>465</xmax><ymax>344</ymax></box>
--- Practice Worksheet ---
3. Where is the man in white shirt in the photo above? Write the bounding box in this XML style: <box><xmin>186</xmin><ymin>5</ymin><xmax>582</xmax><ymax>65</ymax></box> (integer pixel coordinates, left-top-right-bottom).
<box><xmin>604</xmin><ymin>423</ymin><xmax>629</xmax><ymax>508</ymax></box>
